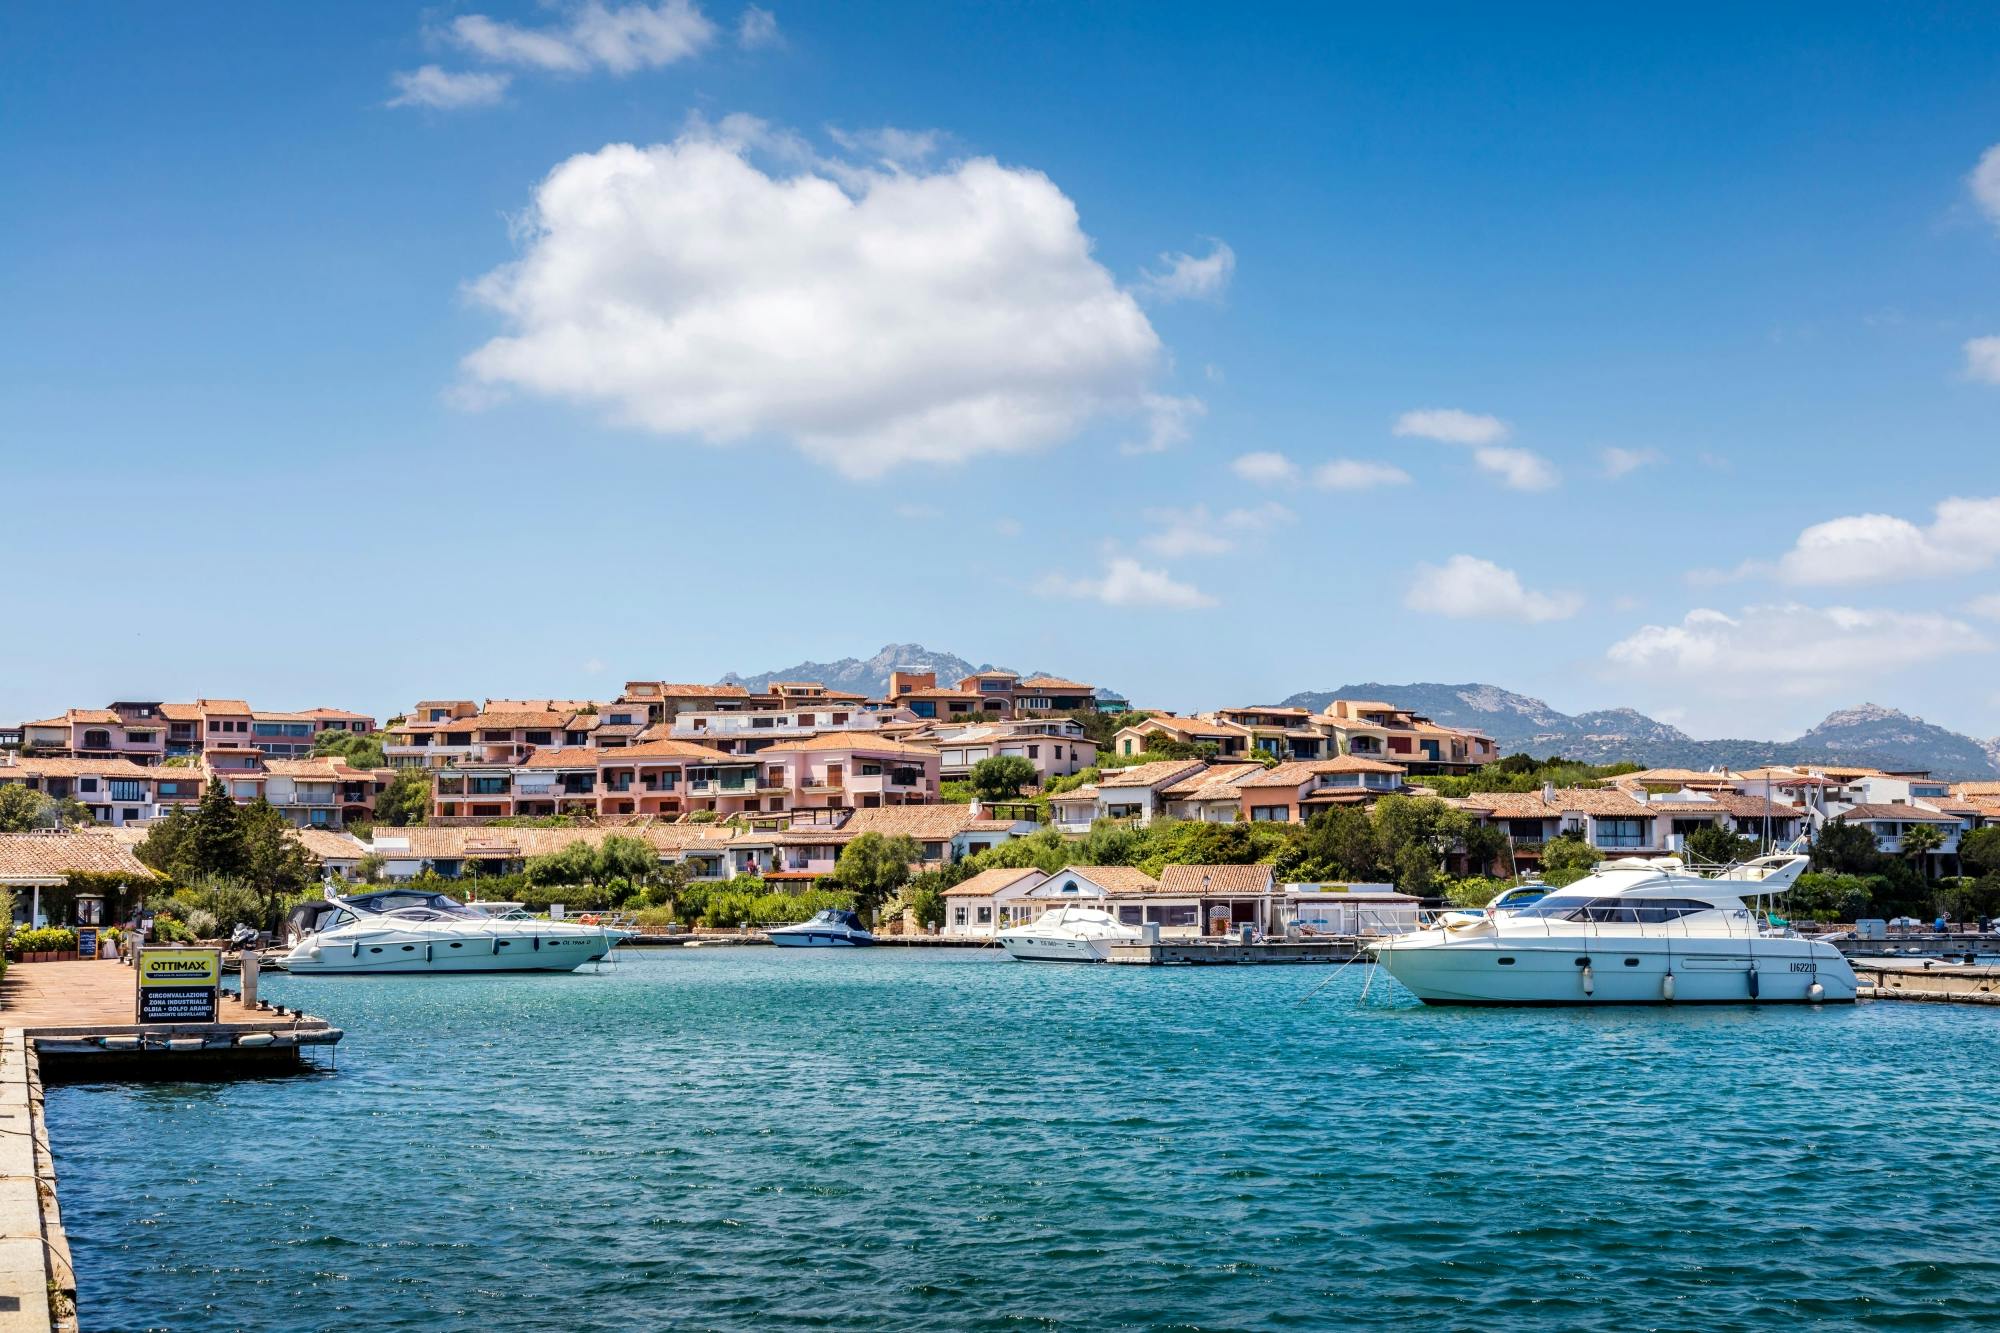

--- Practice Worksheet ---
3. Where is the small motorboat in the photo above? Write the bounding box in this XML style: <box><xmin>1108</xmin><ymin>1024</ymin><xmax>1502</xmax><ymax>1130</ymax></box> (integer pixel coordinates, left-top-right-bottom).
<box><xmin>1438</xmin><ymin>883</ymin><xmax>1550</xmax><ymax>930</ymax></box>
<box><xmin>998</xmin><ymin>905</ymin><xmax>1141</xmax><ymax>962</ymax></box>
<box><xmin>278</xmin><ymin>889</ymin><xmax>627</xmax><ymax>975</ymax></box>
<box><xmin>767</xmin><ymin>908</ymin><xmax>875</xmax><ymax>947</ymax></box>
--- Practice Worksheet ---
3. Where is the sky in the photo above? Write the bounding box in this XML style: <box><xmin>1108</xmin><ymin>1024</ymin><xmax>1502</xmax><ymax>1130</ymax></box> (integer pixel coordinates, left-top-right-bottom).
<box><xmin>4</xmin><ymin>2</ymin><xmax>2000</xmax><ymax>741</ymax></box>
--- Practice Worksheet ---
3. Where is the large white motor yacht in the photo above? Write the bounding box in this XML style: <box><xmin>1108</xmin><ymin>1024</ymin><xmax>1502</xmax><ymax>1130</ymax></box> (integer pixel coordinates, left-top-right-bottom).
<box><xmin>1368</xmin><ymin>853</ymin><xmax>1858</xmax><ymax>1005</ymax></box>
<box><xmin>998</xmin><ymin>905</ymin><xmax>1142</xmax><ymax>962</ymax></box>
<box><xmin>279</xmin><ymin>890</ymin><xmax>627</xmax><ymax>975</ymax></box>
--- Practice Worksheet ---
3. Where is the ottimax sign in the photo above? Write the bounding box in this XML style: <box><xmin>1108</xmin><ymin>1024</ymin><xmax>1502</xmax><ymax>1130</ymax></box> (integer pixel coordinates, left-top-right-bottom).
<box><xmin>135</xmin><ymin>948</ymin><xmax>222</xmax><ymax>1023</ymax></box>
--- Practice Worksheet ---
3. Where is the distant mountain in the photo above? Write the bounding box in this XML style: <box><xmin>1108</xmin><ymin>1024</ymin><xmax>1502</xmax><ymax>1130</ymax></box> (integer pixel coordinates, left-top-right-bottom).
<box><xmin>1277</xmin><ymin>682</ymin><xmax>2000</xmax><ymax>780</ymax></box>
<box><xmin>723</xmin><ymin>643</ymin><xmax>1011</xmax><ymax>698</ymax></box>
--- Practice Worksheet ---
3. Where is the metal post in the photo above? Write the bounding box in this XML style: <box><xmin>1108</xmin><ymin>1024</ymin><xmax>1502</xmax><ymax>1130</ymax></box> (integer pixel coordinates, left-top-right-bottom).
<box><xmin>241</xmin><ymin>947</ymin><xmax>259</xmax><ymax>1009</ymax></box>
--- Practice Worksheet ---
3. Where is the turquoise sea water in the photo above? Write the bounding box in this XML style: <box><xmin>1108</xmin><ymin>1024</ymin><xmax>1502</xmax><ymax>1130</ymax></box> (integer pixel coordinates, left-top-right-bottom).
<box><xmin>46</xmin><ymin>949</ymin><xmax>2000</xmax><ymax>1331</ymax></box>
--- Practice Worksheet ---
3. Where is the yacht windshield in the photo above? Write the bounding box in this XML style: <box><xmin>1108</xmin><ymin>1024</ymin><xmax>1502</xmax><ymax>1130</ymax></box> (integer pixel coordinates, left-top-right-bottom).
<box><xmin>1515</xmin><ymin>896</ymin><xmax>1718</xmax><ymax>923</ymax></box>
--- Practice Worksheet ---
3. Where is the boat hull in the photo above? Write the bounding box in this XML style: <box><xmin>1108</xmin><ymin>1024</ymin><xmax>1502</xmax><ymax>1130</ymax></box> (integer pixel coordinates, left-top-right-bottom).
<box><xmin>1370</xmin><ymin>936</ymin><xmax>1859</xmax><ymax>1006</ymax></box>
<box><xmin>768</xmin><ymin>931</ymin><xmax>872</xmax><ymax>947</ymax></box>
<box><xmin>283</xmin><ymin>930</ymin><xmax>619</xmax><ymax>975</ymax></box>
<box><xmin>1000</xmin><ymin>934</ymin><xmax>1118</xmax><ymax>963</ymax></box>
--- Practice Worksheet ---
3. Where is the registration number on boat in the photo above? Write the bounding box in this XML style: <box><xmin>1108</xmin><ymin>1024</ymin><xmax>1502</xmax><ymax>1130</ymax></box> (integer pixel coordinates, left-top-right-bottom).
<box><xmin>1788</xmin><ymin>962</ymin><xmax>1818</xmax><ymax>972</ymax></box>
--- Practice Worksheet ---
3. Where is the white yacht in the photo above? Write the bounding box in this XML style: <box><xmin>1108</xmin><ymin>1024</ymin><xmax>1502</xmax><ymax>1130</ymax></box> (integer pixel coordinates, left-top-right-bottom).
<box><xmin>1368</xmin><ymin>853</ymin><xmax>1858</xmax><ymax>1005</ymax></box>
<box><xmin>998</xmin><ymin>905</ymin><xmax>1142</xmax><ymax>962</ymax></box>
<box><xmin>279</xmin><ymin>890</ymin><xmax>627</xmax><ymax>975</ymax></box>
<box><xmin>1437</xmin><ymin>883</ymin><xmax>1550</xmax><ymax>930</ymax></box>
<box><xmin>767</xmin><ymin>908</ymin><xmax>875</xmax><ymax>947</ymax></box>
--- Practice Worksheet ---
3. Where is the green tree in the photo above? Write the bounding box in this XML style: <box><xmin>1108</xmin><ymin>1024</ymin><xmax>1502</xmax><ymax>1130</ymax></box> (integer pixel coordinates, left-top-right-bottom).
<box><xmin>969</xmin><ymin>755</ymin><xmax>1038</xmax><ymax>801</ymax></box>
<box><xmin>828</xmin><ymin>832</ymin><xmax>923</xmax><ymax>923</ymax></box>
<box><xmin>0</xmin><ymin>785</ymin><xmax>51</xmax><ymax>833</ymax></box>
<box><xmin>525</xmin><ymin>841</ymin><xmax>597</xmax><ymax>886</ymax></box>
<box><xmin>1786</xmin><ymin>872</ymin><xmax>1876</xmax><ymax>923</ymax></box>
<box><xmin>189</xmin><ymin>780</ymin><xmax>248</xmax><ymax>879</ymax></box>
<box><xmin>1296</xmin><ymin>806</ymin><xmax>1383</xmax><ymax>882</ymax></box>
<box><xmin>595</xmin><ymin>835</ymin><xmax>659</xmax><ymax>887</ymax></box>
<box><xmin>1900</xmin><ymin>822</ymin><xmax>1946</xmax><ymax>876</ymax></box>
<box><xmin>312</xmin><ymin>729</ymin><xmax>386</xmax><ymax>769</ymax></box>
<box><xmin>1539</xmin><ymin>832</ymin><xmax>1602</xmax><ymax>888</ymax></box>
<box><xmin>1685</xmin><ymin>824</ymin><xmax>1755</xmax><ymax>866</ymax></box>
<box><xmin>374</xmin><ymin>768</ymin><xmax>432</xmax><ymax>827</ymax></box>
<box><xmin>1813</xmin><ymin>820</ymin><xmax>1882</xmax><ymax>875</ymax></box>
<box><xmin>1960</xmin><ymin>826</ymin><xmax>2000</xmax><ymax>878</ymax></box>
<box><xmin>239</xmin><ymin>799</ymin><xmax>322</xmax><ymax>925</ymax></box>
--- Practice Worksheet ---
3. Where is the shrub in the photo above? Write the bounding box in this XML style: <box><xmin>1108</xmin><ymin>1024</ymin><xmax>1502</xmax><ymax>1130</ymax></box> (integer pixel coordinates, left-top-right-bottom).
<box><xmin>9</xmin><ymin>927</ymin><xmax>77</xmax><ymax>955</ymax></box>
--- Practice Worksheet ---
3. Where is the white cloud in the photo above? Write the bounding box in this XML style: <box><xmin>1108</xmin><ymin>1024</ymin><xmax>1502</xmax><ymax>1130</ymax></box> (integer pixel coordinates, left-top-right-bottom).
<box><xmin>1393</xmin><ymin>408</ymin><xmax>1509</xmax><ymax>446</ymax></box>
<box><xmin>1139</xmin><ymin>503</ymin><xmax>1294</xmax><ymax>558</ymax></box>
<box><xmin>448</xmin><ymin>1</ymin><xmax>715</xmax><ymax>75</ymax></box>
<box><xmin>1600</xmin><ymin>446</ymin><xmax>1660</xmax><ymax>478</ymax></box>
<box><xmin>825</xmin><ymin>126</ymin><xmax>941</xmax><ymax>170</ymax></box>
<box><xmin>1774</xmin><ymin>496</ymin><xmax>2000</xmax><ymax>585</ymax></box>
<box><xmin>1404</xmin><ymin>555</ymin><xmax>1582</xmax><ymax>623</ymax></box>
<box><xmin>387</xmin><ymin>65</ymin><xmax>511</xmax><ymax>109</ymax></box>
<box><xmin>1964</xmin><ymin>336</ymin><xmax>2000</xmax><ymax>384</ymax></box>
<box><xmin>1139</xmin><ymin>240</ymin><xmax>1234</xmax><ymax>302</ymax></box>
<box><xmin>1607</xmin><ymin>604</ymin><xmax>1989</xmax><ymax>691</ymax></box>
<box><xmin>460</xmin><ymin>124</ymin><xmax>1178</xmax><ymax>478</ymax></box>
<box><xmin>1035</xmin><ymin>558</ymin><xmax>1217</xmax><ymax>610</ymax></box>
<box><xmin>1121</xmin><ymin>394</ymin><xmax>1205</xmax><ymax>456</ymax></box>
<box><xmin>1313</xmin><ymin>458</ymin><xmax>1411</xmax><ymax>490</ymax></box>
<box><xmin>1967</xmin><ymin>593</ymin><xmax>2000</xmax><ymax>620</ymax></box>
<box><xmin>736</xmin><ymin>5</ymin><xmax>779</xmax><ymax>49</ymax></box>
<box><xmin>1970</xmin><ymin>143</ymin><xmax>2000</xmax><ymax>226</ymax></box>
<box><xmin>1231</xmin><ymin>451</ymin><xmax>1298</xmax><ymax>485</ymax></box>
<box><xmin>1471</xmin><ymin>445</ymin><xmax>1559</xmax><ymax>491</ymax></box>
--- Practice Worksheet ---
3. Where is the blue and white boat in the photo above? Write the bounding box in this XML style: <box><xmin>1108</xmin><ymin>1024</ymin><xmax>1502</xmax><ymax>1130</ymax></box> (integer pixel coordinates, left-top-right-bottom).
<box><xmin>767</xmin><ymin>908</ymin><xmax>875</xmax><ymax>947</ymax></box>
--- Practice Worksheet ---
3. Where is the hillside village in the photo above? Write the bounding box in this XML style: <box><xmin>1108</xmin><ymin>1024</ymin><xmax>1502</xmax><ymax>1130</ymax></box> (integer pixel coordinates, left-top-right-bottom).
<box><xmin>4</xmin><ymin>665</ymin><xmax>2000</xmax><ymax>939</ymax></box>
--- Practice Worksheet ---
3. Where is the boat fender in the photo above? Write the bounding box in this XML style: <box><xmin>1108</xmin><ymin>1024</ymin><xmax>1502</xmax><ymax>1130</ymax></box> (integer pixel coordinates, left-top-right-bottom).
<box><xmin>493</xmin><ymin>938</ymin><xmax>502</xmax><ymax>955</ymax></box>
<box><xmin>425</xmin><ymin>943</ymin><xmax>433</xmax><ymax>963</ymax></box>
<box><xmin>1581</xmin><ymin>963</ymin><xmax>1594</xmax><ymax>997</ymax></box>
<box><xmin>351</xmin><ymin>941</ymin><xmax>361</xmax><ymax>957</ymax></box>
<box><xmin>533</xmin><ymin>936</ymin><xmax>541</xmax><ymax>952</ymax></box>
<box><xmin>1662</xmin><ymin>971</ymin><xmax>1676</xmax><ymax>1001</ymax></box>
<box><xmin>1807</xmin><ymin>980</ymin><xmax>1824</xmax><ymax>1003</ymax></box>
<box><xmin>1748</xmin><ymin>965</ymin><xmax>1760</xmax><ymax>1000</ymax></box>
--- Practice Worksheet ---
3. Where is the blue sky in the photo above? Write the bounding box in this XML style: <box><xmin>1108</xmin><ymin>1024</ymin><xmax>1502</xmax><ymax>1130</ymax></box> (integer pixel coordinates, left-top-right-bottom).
<box><xmin>5</xmin><ymin>2</ymin><xmax>2000</xmax><ymax>741</ymax></box>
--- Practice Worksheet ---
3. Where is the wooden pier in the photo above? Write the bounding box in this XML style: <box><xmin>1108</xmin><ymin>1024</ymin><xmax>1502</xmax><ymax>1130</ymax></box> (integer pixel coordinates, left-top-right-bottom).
<box><xmin>1106</xmin><ymin>938</ymin><xmax>1370</xmax><ymax>965</ymax></box>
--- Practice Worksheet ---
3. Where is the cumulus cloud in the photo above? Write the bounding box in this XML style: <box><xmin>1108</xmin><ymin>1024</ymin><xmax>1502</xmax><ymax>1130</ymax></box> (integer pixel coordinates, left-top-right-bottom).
<box><xmin>1774</xmin><ymin>496</ymin><xmax>2000</xmax><ymax>585</ymax></box>
<box><xmin>826</xmin><ymin>126</ymin><xmax>941</xmax><ymax>170</ymax></box>
<box><xmin>1967</xmin><ymin>593</ymin><xmax>2000</xmax><ymax>621</ymax></box>
<box><xmin>387</xmin><ymin>65</ymin><xmax>511</xmax><ymax>109</ymax></box>
<box><xmin>1600</xmin><ymin>446</ymin><xmax>1660</xmax><ymax>478</ymax></box>
<box><xmin>1231</xmin><ymin>451</ymin><xmax>1298</xmax><ymax>485</ymax></box>
<box><xmin>460</xmin><ymin>122</ymin><xmax>1181</xmax><ymax>477</ymax></box>
<box><xmin>448</xmin><ymin>0</ymin><xmax>715</xmax><ymax>74</ymax></box>
<box><xmin>1121</xmin><ymin>394</ymin><xmax>1205</xmax><ymax>456</ymax></box>
<box><xmin>1607</xmin><ymin>604</ymin><xmax>1989</xmax><ymax>692</ymax></box>
<box><xmin>1035</xmin><ymin>558</ymin><xmax>1217</xmax><ymax>610</ymax></box>
<box><xmin>1964</xmin><ymin>336</ymin><xmax>2000</xmax><ymax>384</ymax></box>
<box><xmin>736</xmin><ymin>5</ymin><xmax>779</xmax><ymax>48</ymax></box>
<box><xmin>1314</xmin><ymin>459</ymin><xmax>1411</xmax><ymax>490</ymax></box>
<box><xmin>1139</xmin><ymin>502</ymin><xmax>1294</xmax><ymax>559</ymax></box>
<box><xmin>1970</xmin><ymin>143</ymin><xmax>2000</xmax><ymax>226</ymax></box>
<box><xmin>1393</xmin><ymin>408</ymin><xmax>1510</xmax><ymax>446</ymax></box>
<box><xmin>1139</xmin><ymin>240</ymin><xmax>1235</xmax><ymax>302</ymax></box>
<box><xmin>1470</xmin><ymin>445</ymin><xmax>1559</xmax><ymax>491</ymax></box>
<box><xmin>1394</xmin><ymin>407</ymin><xmax>1556</xmax><ymax>490</ymax></box>
<box><xmin>1404</xmin><ymin>555</ymin><xmax>1582</xmax><ymax>623</ymax></box>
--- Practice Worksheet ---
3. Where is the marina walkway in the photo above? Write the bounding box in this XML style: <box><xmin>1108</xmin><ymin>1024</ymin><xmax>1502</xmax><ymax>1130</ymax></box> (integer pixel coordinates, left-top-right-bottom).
<box><xmin>0</xmin><ymin>960</ymin><xmax>262</xmax><ymax>1030</ymax></box>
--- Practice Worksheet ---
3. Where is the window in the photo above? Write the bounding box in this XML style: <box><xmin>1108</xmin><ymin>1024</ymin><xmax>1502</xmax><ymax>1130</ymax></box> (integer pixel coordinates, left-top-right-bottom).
<box><xmin>1251</xmin><ymin>805</ymin><xmax>1290</xmax><ymax>822</ymax></box>
<box><xmin>1593</xmin><ymin>818</ymin><xmax>1647</xmax><ymax>849</ymax></box>
<box><xmin>79</xmin><ymin>778</ymin><xmax>98</xmax><ymax>793</ymax></box>
<box><xmin>1027</xmin><ymin>745</ymin><xmax>1040</xmax><ymax>760</ymax></box>
<box><xmin>860</xmin><ymin>762</ymin><xmax>883</xmax><ymax>776</ymax></box>
<box><xmin>976</xmin><ymin>906</ymin><xmax>992</xmax><ymax>924</ymax></box>
<box><xmin>923</xmin><ymin>841</ymin><xmax>944</xmax><ymax>859</ymax></box>
<box><xmin>953</xmin><ymin>907</ymin><xmax>967</xmax><ymax>927</ymax></box>
<box><xmin>1152</xmin><ymin>904</ymin><xmax>1199</xmax><ymax>928</ymax></box>
<box><xmin>1117</xmin><ymin>906</ymin><xmax>1144</xmax><ymax>925</ymax></box>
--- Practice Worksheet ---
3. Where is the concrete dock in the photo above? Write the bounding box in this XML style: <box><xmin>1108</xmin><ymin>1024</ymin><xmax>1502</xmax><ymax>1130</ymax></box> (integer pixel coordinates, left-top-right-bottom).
<box><xmin>1106</xmin><ymin>938</ymin><xmax>1370</xmax><ymax>965</ymax></box>
<box><xmin>1853</xmin><ymin>959</ymin><xmax>2000</xmax><ymax>1006</ymax></box>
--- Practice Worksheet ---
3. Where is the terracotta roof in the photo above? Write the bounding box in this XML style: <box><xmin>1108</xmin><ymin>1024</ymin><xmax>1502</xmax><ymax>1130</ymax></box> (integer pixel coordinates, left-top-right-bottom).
<box><xmin>1159</xmin><ymin>863</ymin><xmax>1275</xmax><ymax>896</ymax></box>
<box><xmin>1063</xmin><ymin>865</ymin><xmax>1161</xmax><ymax>896</ymax></box>
<box><xmin>1096</xmin><ymin>760</ymin><xmax>1209</xmax><ymax>790</ymax></box>
<box><xmin>293</xmin><ymin>829</ymin><xmax>369</xmax><ymax>861</ymax></box>
<box><xmin>1236</xmin><ymin>761</ymin><xmax>1325</xmax><ymax>788</ymax></box>
<box><xmin>197</xmin><ymin>699</ymin><xmax>253</xmax><ymax>715</ymax></box>
<box><xmin>521</xmin><ymin>747</ymin><xmax>603</xmax><ymax>770</ymax></box>
<box><xmin>1047</xmin><ymin>785</ymin><xmax>1100</xmax><ymax>804</ymax></box>
<box><xmin>1161</xmin><ymin>764</ymin><xmax>1266</xmax><ymax>800</ymax></box>
<box><xmin>1687</xmin><ymin>793</ymin><xmax>1796</xmax><ymax>818</ymax></box>
<box><xmin>301</xmin><ymin>707</ymin><xmax>374</xmax><ymax>721</ymax></box>
<box><xmin>0</xmin><ymin>832</ymin><xmax>161</xmax><ymax>881</ymax></box>
<box><xmin>65</xmin><ymin>709</ymin><xmax>123</xmax><ymax>725</ymax></box>
<box><xmin>1837</xmin><ymin>804</ymin><xmax>1963</xmax><ymax>824</ymax></box>
<box><xmin>942</xmin><ymin>867</ymin><xmax>1043</xmax><ymax>898</ymax></box>
<box><xmin>1313</xmin><ymin>755</ymin><xmax>1407</xmax><ymax>775</ymax></box>
<box><xmin>1018</xmin><ymin>676</ymin><xmax>1093</xmax><ymax>691</ymax></box>
<box><xmin>761</xmin><ymin>734</ymin><xmax>939</xmax><ymax>759</ymax></box>
<box><xmin>462</xmin><ymin>710</ymin><xmax>574</xmax><ymax>731</ymax></box>
<box><xmin>623</xmin><ymin>682</ymin><xmax>750</xmax><ymax>700</ymax></box>
<box><xmin>156</xmin><ymin>703</ymin><xmax>204</xmax><ymax>721</ymax></box>
<box><xmin>1117</xmin><ymin>715</ymin><xmax>1249</xmax><ymax>740</ymax></box>
<box><xmin>597</xmin><ymin>740</ymin><xmax>744</xmax><ymax>764</ymax></box>
<box><xmin>260</xmin><ymin>759</ymin><xmax>347</xmax><ymax>780</ymax></box>
<box><xmin>1465</xmin><ymin>789</ymin><xmax>1649</xmax><ymax>818</ymax></box>
<box><xmin>843</xmin><ymin>805</ymin><xmax>994</xmax><ymax>841</ymax></box>
<box><xmin>0</xmin><ymin>757</ymin><xmax>164</xmax><ymax>781</ymax></box>
<box><xmin>1955</xmin><ymin>781</ymin><xmax>2000</xmax><ymax>797</ymax></box>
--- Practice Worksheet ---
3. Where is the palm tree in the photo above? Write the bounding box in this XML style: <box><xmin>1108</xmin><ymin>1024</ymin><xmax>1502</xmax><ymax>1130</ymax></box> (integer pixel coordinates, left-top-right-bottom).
<box><xmin>1900</xmin><ymin>821</ymin><xmax>1946</xmax><ymax>877</ymax></box>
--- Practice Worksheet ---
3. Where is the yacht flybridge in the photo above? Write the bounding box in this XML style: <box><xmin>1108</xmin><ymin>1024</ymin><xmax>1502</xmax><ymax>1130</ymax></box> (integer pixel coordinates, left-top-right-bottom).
<box><xmin>278</xmin><ymin>890</ymin><xmax>628</xmax><ymax>975</ymax></box>
<box><xmin>1368</xmin><ymin>853</ymin><xmax>1858</xmax><ymax>1006</ymax></box>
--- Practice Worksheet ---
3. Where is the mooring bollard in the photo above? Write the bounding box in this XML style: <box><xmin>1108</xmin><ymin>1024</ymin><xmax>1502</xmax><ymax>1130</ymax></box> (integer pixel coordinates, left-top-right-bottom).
<box><xmin>241</xmin><ymin>949</ymin><xmax>259</xmax><ymax>1010</ymax></box>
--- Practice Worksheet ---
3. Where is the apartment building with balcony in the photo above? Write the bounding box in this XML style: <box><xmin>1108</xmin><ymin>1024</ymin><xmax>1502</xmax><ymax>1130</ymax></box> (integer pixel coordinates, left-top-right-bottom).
<box><xmin>1233</xmin><ymin>756</ymin><xmax>1410</xmax><ymax>824</ymax></box>
<box><xmin>617</xmin><ymin>681</ymin><xmax>756</xmax><ymax>724</ymax></box>
<box><xmin>1111</xmin><ymin>714</ymin><xmax>1253</xmax><ymax>759</ymax></box>
<box><xmin>1203</xmin><ymin>707</ymin><xmax>1327</xmax><ymax>760</ymax></box>
<box><xmin>758</xmin><ymin>734</ymin><xmax>941</xmax><ymax>810</ymax></box>
<box><xmin>930</xmin><ymin>718</ymin><xmax>1097</xmax><ymax>782</ymax></box>
<box><xmin>21</xmin><ymin>709</ymin><xmax>166</xmax><ymax>763</ymax></box>
<box><xmin>885</xmin><ymin>669</ymin><xmax>1099</xmax><ymax>720</ymax></box>
<box><xmin>1311</xmin><ymin>700</ymin><xmax>1498</xmax><ymax>774</ymax></box>
<box><xmin>260</xmin><ymin>758</ymin><xmax>388</xmax><ymax>829</ymax></box>
<box><xmin>1047</xmin><ymin>759</ymin><xmax>1210</xmax><ymax>832</ymax></box>
<box><xmin>668</xmin><ymin>703</ymin><xmax>904</xmax><ymax>755</ymax></box>
<box><xmin>0</xmin><ymin>755</ymin><xmax>186</xmax><ymax>825</ymax></box>
<box><xmin>386</xmin><ymin>703</ymin><xmax>598</xmax><ymax>770</ymax></box>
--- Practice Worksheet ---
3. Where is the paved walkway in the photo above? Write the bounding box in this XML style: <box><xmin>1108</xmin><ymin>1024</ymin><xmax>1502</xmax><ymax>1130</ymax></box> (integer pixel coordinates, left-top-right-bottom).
<box><xmin>0</xmin><ymin>960</ymin><xmax>260</xmax><ymax>1031</ymax></box>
